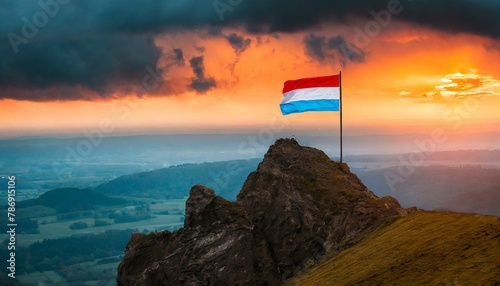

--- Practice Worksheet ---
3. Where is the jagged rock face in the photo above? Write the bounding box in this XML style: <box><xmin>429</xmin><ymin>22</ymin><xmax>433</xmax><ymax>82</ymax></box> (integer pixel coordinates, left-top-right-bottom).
<box><xmin>237</xmin><ymin>139</ymin><xmax>403</xmax><ymax>279</ymax></box>
<box><xmin>184</xmin><ymin>185</ymin><xmax>216</xmax><ymax>227</ymax></box>
<box><xmin>117</xmin><ymin>185</ymin><xmax>265</xmax><ymax>285</ymax></box>
<box><xmin>117</xmin><ymin>139</ymin><xmax>409</xmax><ymax>285</ymax></box>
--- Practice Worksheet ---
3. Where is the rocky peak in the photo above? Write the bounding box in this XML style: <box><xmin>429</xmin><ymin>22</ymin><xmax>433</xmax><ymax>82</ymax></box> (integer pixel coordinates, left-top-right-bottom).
<box><xmin>184</xmin><ymin>184</ymin><xmax>215</xmax><ymax>227</ymax></box>
<box><xmin>118</xmin><ymin>138</ymin><xmax>413</xmax><ymax>285</ymax></box>
<box><xmin>236</xmin><ymin>138</ymin><xmax>405</xmax><ymax>278</ymax></box>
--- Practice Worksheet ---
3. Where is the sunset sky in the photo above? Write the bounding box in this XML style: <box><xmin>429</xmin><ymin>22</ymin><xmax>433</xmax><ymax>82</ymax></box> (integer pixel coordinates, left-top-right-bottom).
<box><xmin>1</xmin><ymin>0</ymin><xmax>499</xmax><ymax>138</ymax></box>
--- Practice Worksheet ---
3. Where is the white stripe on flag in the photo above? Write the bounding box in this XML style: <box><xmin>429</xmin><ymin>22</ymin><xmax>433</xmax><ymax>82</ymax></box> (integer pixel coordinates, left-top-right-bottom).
<box><xmin>281</xmin><ymin>86</ymin><xmax>340</xmax><ymax>104</ymax></box>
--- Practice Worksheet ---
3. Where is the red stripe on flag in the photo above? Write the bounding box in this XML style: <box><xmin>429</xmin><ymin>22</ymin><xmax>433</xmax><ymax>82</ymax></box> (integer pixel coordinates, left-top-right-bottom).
<box><xmin>282</xmin><ymin>74</ymin><xmax>340</xmax><ymax>94</ymax></box>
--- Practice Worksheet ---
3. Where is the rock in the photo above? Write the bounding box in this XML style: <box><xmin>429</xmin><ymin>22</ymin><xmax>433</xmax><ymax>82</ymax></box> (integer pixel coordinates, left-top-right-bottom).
<box><xmin>117</xmin><ymin>138</ymin><xmax>412</xmax><ymax>285</ymax></box>
<box><xmin>184</xmin><ymin>184</ymin><xmax>215</xmax><ymax>228</ymax></box>
<box><xmin>237</xmin><ymin>138</ymin><xmax>406</xmax><ymax>278</ymax></box>
<box><xmin>117</xmin><ymin>185</ymin><xmax>261</xmax><ymax>285</ymax></box>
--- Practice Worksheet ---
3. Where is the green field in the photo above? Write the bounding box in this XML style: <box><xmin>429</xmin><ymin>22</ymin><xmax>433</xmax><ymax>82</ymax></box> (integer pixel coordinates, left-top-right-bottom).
<box><xmin>9</xmin><ymin>197</ymin><xmax>187</xmax><ymax>285</ymax></box>
<box><xmin>17</xmin><ymin>198</ymin><xmax>186</xmax><ymax>247</ymax></box>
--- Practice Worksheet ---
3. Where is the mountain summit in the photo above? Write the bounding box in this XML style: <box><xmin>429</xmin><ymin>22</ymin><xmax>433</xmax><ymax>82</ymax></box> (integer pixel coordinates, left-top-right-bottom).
<box><xmin>117</xmin><ymin>138</ymin><xmax>413</xmax><ymax>285</ymax></box>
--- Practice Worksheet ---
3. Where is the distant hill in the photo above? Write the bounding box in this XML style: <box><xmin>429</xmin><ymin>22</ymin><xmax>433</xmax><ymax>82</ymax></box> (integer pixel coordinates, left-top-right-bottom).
<box><xmin>345</xmin><ymin>150</ymin><xmax>500</xmax><ymax>162</ymax></box>
<box><xmin>94</xmin><ymin>159</ymin><xmax>260</xmax><ymax>200</ymax></box>
<box><xmin>18</xmin><ymin>188</ymin><xmax>126</xmax><ymax>213</ymax></box>
<box><xmin>287</xmin><ymin>211</ymin><xmax>500</xmax><ymax>286</ymax></box>
<box><xmin>356</xmin><ymin>165</ymin><xmax>500</xmax><ymax>216</ymax></box>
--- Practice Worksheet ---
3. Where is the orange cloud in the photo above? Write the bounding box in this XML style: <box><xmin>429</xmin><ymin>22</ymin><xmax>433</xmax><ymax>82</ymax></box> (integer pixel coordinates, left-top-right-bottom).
<box><xmin>1</xmin><ymin>24</ymin><xmax>499</xmax><ymax>136</ymax></box>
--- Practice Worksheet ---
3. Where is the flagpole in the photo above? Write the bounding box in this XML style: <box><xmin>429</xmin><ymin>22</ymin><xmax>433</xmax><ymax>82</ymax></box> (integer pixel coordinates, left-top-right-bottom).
<box><xmin>339</xmin><ymin>71</ymin><xmax>343</xmax><ymax>163</ymax></box>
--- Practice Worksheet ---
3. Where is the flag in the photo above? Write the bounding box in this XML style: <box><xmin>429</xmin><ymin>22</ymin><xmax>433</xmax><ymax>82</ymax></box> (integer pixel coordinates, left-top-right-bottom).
<box><xmin>280</xmin><ymin>74</ymin><xmax>340</xmax><ymax>115</ymax></box>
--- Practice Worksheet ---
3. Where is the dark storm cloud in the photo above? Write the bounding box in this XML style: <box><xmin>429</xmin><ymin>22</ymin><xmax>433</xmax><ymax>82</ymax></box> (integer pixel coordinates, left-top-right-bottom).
<box><xmin>0</xmin><ymin>35</ymin><xmax>161</xmax><ymax>93</ymax></box>
<box><xmin>303</xmin><ymin>33</ymin><xmax>366</xmax><ymax>66</ymax></box>
<box><xmin>399</xmin><ymin>0</ymin><xmax>500</xmax><ymax>39</ymax></box>
<box><xmin>304</xmin><ymin>34</ymin><xmax>328</xmax><ymax>61</ymax></box>
<box><xmin>190</xmin><ymin>57</ymin><xmax>205</xmax><ymax>79</ymax></box>
<box><xmin>172</xmin><ymin>48</ymin><xmax>185</xmax><ymax>63</ymax></box>
<box><xmin>188</xmin><ymin>56</ymin><xmax>217</xmax><ymax>94</ymax></box>
<box><xmin>225</xmin><ymin>33</ymin><xmax>251</xmax><ymax>54</ymax></box>
<box><xmin>4</xmin><ymin>0</ymin><xmax>491</xmax><ymax>38</ymax></box>
<box><xmin>0</xmin><ymin>0</ymin><xmax>499</xmax><ymax>101</ymax></box>
<box><xmin>224</xmin><ymin>0</ymin><xmax>500</xmax><ymax>38</ymax></box>
<box><xmin>327</xmin><ymin>36</ymin><xmax>366</xmax><ymax>64</ymax></box>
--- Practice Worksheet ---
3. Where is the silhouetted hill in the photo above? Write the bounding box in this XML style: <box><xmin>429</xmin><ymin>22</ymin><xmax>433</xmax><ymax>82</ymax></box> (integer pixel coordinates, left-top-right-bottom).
<box><xmin>345</xmin><ymin>150</ymin><xmax>500</xmax><ymax>162</ymax></box>
<box><xmin>94</xmin><ymin>159</ymin><xmax>260</xmax><ymax>200</ymax></box>
<box><xmin>18</xmin><ymin>188</ymin><xmax>126</xmax><ymax>213</ymax></box>
<box><xmin>356</xmin><ymin>165</ymin><xmax>500</xmax><ymax>216</ymax></box>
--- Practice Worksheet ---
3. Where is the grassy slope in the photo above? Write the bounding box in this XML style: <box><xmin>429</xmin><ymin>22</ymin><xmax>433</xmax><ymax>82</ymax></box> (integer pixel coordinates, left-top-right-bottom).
<box><xmin>287</xmin><ymin>211</ymin><xmax>500</xmax><ymax>286</ymax></box>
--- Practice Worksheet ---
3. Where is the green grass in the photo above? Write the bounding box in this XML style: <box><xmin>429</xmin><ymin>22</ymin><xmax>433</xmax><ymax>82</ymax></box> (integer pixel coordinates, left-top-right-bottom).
<box><xmin>12</xmin><ymin>198</ymin><xmax>187</xmax><ymax>285</ymax></box>
<box><xmin>287</xmin><ymin>211</ymin><xmax>500</xmax><ymax>286</ymax></box>
<box><xmin>19</xmin><ymin>214</ymin><xmax>183</xmax><ymax>246</ymax></box>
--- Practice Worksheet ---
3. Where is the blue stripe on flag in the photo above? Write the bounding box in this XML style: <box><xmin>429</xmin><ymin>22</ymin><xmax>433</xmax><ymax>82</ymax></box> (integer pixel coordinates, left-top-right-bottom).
<box><xmin>280</xmin><ymin>99</ymin><xmax>340</xmax><ymax>115</ymax></box>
